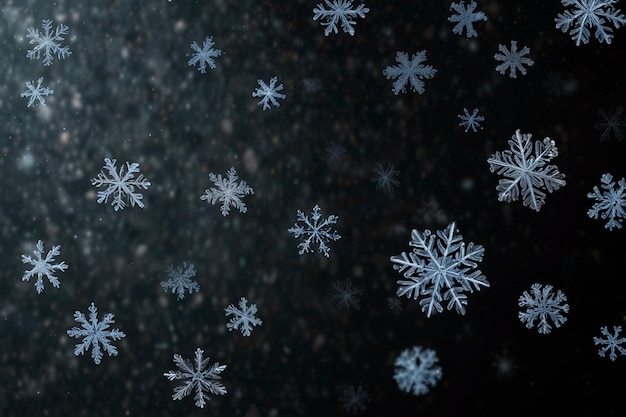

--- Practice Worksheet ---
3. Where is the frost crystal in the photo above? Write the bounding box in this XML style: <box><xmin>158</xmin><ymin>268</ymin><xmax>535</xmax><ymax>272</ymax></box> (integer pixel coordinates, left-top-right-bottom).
<box><xmin>518</xmin><ymin>283</ymin><xmax>569</xmax><ymax>334</ymax></box>
<box><xmin>200</xmin><ymin>167</ymin><xmax>254</xmax><ymax>216</ymax></box>
<box><xmin>393</xmin><ymin>346</ymin><xmax>442</xmax><ymax>396</ymax></box>
<box><xmin>457</xmin><ymin>107</ymin><xmax>484</xmax><ymax>132</ymax></box>
<box><xmin>21</xmin><ymin>240</ymin><xmax>68</xmax><ymax>294</ymax></box>
<box><xmin>555</xmin><ymin>0</ymin><xmax>626</xmax><ymax>45</ymax></box>
<box><xmin>91</xmin><ymin>158</ymin><xmax>152</xmax><ymax>211</ymax></box>
<box><xmin>371</xmin><ymin>162</ymin><xmax>400</xmax><ymax>194</ymax></box>
<box><xmin>224</xmin><ymin>297</ymin><xmax>263</xmax><ymax>336</ymax></box>
<box><xmin>252</xmin><ymin>76</ymin><xmax>286</xmax><ymax>110</ymax></box>
<box><xmin>594</xmin><ymin>326</ymin><xmax>626</xmax><ymax>361</ymax></box>
<box><xmin>188</xmin><ymin>36</ymin><xmax>222</xmax><ymax>74</ymax></box>
<box><xmin>383</xmin><ymin>50</ymin><xmax>437</xmax><ymax>95</ymax></box>
<box><xmin>164</xmin><ymin>348</ymin><xmax>227</xmax><ymax>408</ymax></box>
<box><xmin>390</xmin><ymin>222</ymin><xmax>488</xmax><ymax>317</ymax></box>
<box><xmin>487</xmin><ymin>129</ymin><xmax>566</xmax><ymax>211</ymax></box>
<box><xmin>288</xmin><ymin>204</ymin><xmax>341</xmax><ymax>257</ymax></box>
<box><xmin>448</xmin><ymin>1</ymin><xmax>488</xmax><ymax>38</ymax></box>
<box><xmin>494</xmin><ymin>41</ymin><xmax>534</xmax><ymax>78</ymax></box>
<box><xmin>587</xmin><ymin>173</ymin><xmax>626</xmax><ymax>230</ymax></box>
<box><xmin>339</xmin><ymin>385</ymin><xmax>368</xmax><ymax>414</ymax></box>
<box><xmin>20</xmin><ymin>77</ymin><xmax>54</xmax><ymax>107</ymax></box>
<box><xmin>330</xmin><ymin>279</ymin><xmax>362</xmax><ymax>311</ymax></box>
<box><xmin>66</xmin><ymin>302</ymin><xmax>126</xmax><ymax>365</ymax></box>
<box><xmin>313</xmin><ymin>0</ymin><xmax>369</xmax><ymax>36</ymax></box>
<box><xmin>26</xmin><ymin>19</ymin><xmax>71</xmax><ymax>66</ymax></box>
<box><xmin>161</xmin><ymin>263</ymin><xmax>200</xmax><ymax>300</ymax></box>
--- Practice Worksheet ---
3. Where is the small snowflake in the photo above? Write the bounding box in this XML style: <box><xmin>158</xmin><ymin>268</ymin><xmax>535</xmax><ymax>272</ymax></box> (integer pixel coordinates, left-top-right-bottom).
<box><xmin>20</xmin><ymin>77</ymin><xmax>54</xmax><ymax>107</ymax></box>
<box><xmin>326</xmin><ymin>142</ymin><xmax>347</xmax><ymax>167</ymax></box>
<box><xmin>91</xmin><ymin>158</ymin><xmax>152</xmax><ymax>211</ymax></box>
<box><xmin>371</xmin><ymin>162</ymin><xmax>400</xmax><ymax>194</ymax></box>
<box><xmin>393</xmin><ymin>346</ymin><xmax>442</xmax><ymax>396</ymax></box>
<box><xmin>188</xmin><ymin>36</ymin><xmax>222</xmax><ymax>74</ymax></box>
<box><xmin>66</xmin><ymin>302</ymin><xmax>126</xmax><ymax>365</ymax></box>
<box><xmin>387</xmin><ymin>297</ymin><xmax>402</xmax><ymax>313</ymax></box>
<box><xmin>542</xmin><ymin>71</ymin><xmax>567</xmax><ymax>96</ymax></box>
<box><xmin>200</xmin><ymin>167</ymin><xmax>254</xmax><ymax>216</ymax></box>
<box><xmin>252</xmin><ymin>76</ymin><xmax>286</xmax><ymax>110</ymax></box>
<box><xmin>21</xmin><ymin>240</ymin><xmax>68</xmax><ymax>294</ymax></box>
<box><xmin>288</xmin><ymin>204</ymin><xmax>341</xmax><ymax>257</ymax></box>
<box><xmin>26</xmin><ymin>19</ymin><xmax>71</xmax><ymax>66</ymax></box>
<box><xmin>303</xmin><ymin>77</ymin><xmax>322</xmax><ymax>94</ymax></box>
<box><xmin>518</xmin><ymin>283</ymin><xmax>569</xmax><ymax>334</ymax></box>
<box><xmin>494</xmin><ymin>41</ymin><xmax>534</xmax><ymax>78</ymax></box>
<box><xmin>587</xmin><ymin>173</ymin><xmax>626</xmax><ymax>230</ymax></box>
<box><xmin>161</xmin><ymin>263</ymin><xmax>200</xmax><ymax>300</ymax></box>
<box><xmin>224</xmin><ymin>297</ymin><xmax>263</xmax><ymax>337</ymax></box>
<box><xmin>594</xmin><ymin>325</ymin><xmax>626</xmax><ymax>361</ymax></box>
<box><xmin>330</xmin><ymin>279</ymin><xmax>362</xmax><ymax>311</ymax></box>
<box><xmin>339</xmin><ymin>385</ymin><xmax>368</xmax><ymax>414</ymax></box>
<box><xmin>383</xmin><ymin>50</ymin><xmax>437</xmax><ymax>95</ymax></box>
<box><xmin>457</xmin><ymin>107</ymin><xmax>484</xmax><ymax>132</ymax></box>
<box><xmin>448</xmin><ymin>1</ymin><xmax>488</xmax><ymax>38</ymax></box>
<box><xmin>595</xmin><ymin>106</ymin><xmax>625</xmax><ymax>142</ymax></box>
<box><xmin>313</xmin><ymin>0</ymin><xmax>370</xmax><ymax>36</ymax></box>
<box><xmin>164</xmin><ymin>348</ymin><xmax>227</xmax><ymax>408</ymax></box>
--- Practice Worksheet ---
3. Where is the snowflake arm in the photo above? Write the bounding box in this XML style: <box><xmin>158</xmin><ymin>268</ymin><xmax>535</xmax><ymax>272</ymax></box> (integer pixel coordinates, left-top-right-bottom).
<box><xmin>587</xmin><ymin>173</ymin><xmax>626</xmax><ymax>230</ymax></box>
<box><xmin>164</xmin><ymin>348</ymin><xmax>227</xmax><ymax>408</ymax></box>
<box><xmin>252</xmin><ymin>77</ymin><xmax>286</xmax><ymax>110</ymax></box>
<box><xmin>161</xmin><ymin>263</ymin><xmax>200</xmax><ymax>300</ymax></box>
<box><xmin>494</xmin><ymin>41</ymin><xmax>534</xmax><ymax>78</ymax></box>
<box><xmin>224</xmin><ymin>297</ymin><xmax>262</xmax><ymax>336</ymax></box>
<box><xmin>457</xmin><ymin>107</ymin><xmax>484</xmax><ymax>132</ymax></box>
<box><xmin>487</xmin><ymin>130</ymin><xmax>566</xmax><ymax>211</ymax></box>
<box><xmin>66</xmin><ymin>302</ymin><xmax>126</xmax><ymax>365</ymax></box>
<box><xmin>91</xmin><ymin>158</ymin><xmax>151</xmax><ymax>211</ymax></box>
<box><xmin>383</xmin><ymin>50</ymin><xmax>437</xmax><ymax>95</ymax></box>
<box><xmin>200</xmin><ymin>167</ymin><xmax>254</xmax><ymax>216</ymax></box>
<box><xmin>555</xmin><ymin>0</ymin><xmax>626</xmax><ymax>45</ymax></box>
<box><xmin>21</xmin><ymin>240</ymin><xmax>68</xmax><ymax>294</ymax></box>
<box><xmin>594</xmin><ymin>325</ymin><xmax>626</xmax><ymax>360</ymax></box>
<box><xmin>313</xmin><ymin>0</ymin><xmax>369</xmax><ymax>36</ymax></box>
<box><xmin>393</xmin><ymin>346</ymin><xmax>442</xmax><ymax>396</ymax></box>
<box><xmin>188</xmin><ymin>36</ymin><xmax>222</xmax><ymax>74</ymax></box>
<box><xmin>448</xmin><ymin>1</ymin><xmax>488</xmax><ymax>38</ymax></box>
<box><xmin>288</xmin><ymin>204</ymin><xmax>341</xmax><ymax>257</ymax></box>
<box><xmin>390</xmin><ymin>222</ymin><xmax>488</xmax><ymax>317</ymax></box>
<box><xmin>518</xmin><ymin>283</ymin><xmax>569</xmax><ymax>334</ymax></box>
<box><xmin>26</xmin><ymin>19</ymin><xmax>71</xmax><ymax>66</ymax></box>
<box><xmin>20</xmin><ymin>77</ymin><xmax>54</xmax><ymax>107</ymax></box>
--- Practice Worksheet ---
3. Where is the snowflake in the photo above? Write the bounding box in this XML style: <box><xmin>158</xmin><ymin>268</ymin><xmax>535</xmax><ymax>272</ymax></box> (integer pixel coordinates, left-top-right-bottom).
<box><xmin>339</xmin><ymin>385</ymin><xmax>368</xmax><ymax>414</ymax></box>
<box><xmin>457</xmin><ymin>107</ymin><xmax>484</xmax><ymax>132</ymax></box>
<box><xmin>595</xmin><ymin>106</ymin><xmax>625</xmax><ymax>141</ymax></box>
<box><xmin>387</xmin><ymin>296</ymin><xmax>402</xmax><ymax>313</ymax></box>
<box><xmin>200</xmin><ymin>167</ymin><xmax>254</xmax><ymax>216</ymax></box>
<box><xmin>161</xmin><ymin>263</ymin><xmax>200</xmax><ymax>300</ymax></box>
<box><xmin>252</xmin><ymin>76</ymin><xmax>286</xmax><ymax>110</ymax></box>
<box><xmin>390</xmin><ymin>222</ymin><xmax>488</xmax><ymax>317</ymax></box>
<box><xmin>20</xmin><ymin>77</ymin><xmax>54</xmax><ymax>108</ymax></box>
<box><xmin>66</xmin><ymin>302</ymin><xmax>126</xmax><ymax>365</ymax></box>
<box><xmin>555</xmin><ymin>0</ymin><xmax>626</xmax><ymax>45</ymax></box>
<box><xmin>188</xmin><ymin>36</ymin><xmax>222</xmax><ymax>74</ymax></box>
<box><xmin>26</xmin><ymin>19</ymin><xmax>71</xmax><ymax>66</ymax></box>
<box><xmin>542</xmin><ymin>71</ymin><xmax>567</xmax><ymax>96</ymax></box>
<box><xmin>371</xmin><ymin>162</ymin><xmax>400</xmax><ymax>194</ymax></box>
<box><xmin>518</xmin><ymin>283</ymin><xmax>569</xmax><ymax>334</ymax></box>
<box><xmin>326</xmin><ymin>142</ymin><xmax>347</xmax><ymax>167</ymax></box>
<box><xmin>587</xmin><ymin>173</ymin><xmax>626</xmax><ymax>230</ymax></box>
<box><xmin>91</xmin><ymin>158</ymin><xmax>151</xmax><ymax>211</ymax></box>
<box><xmin>21</xmin><ymin>240</ymin><xmax>68</xmax><ymax>294</ymax></box>
<box><xmin>393</xmin><ymin>346</ymin><xmax>442</xmax><ymax>396</ymax></box>
<box><xmin>494</xmin><ymin>41</ymin><xmax>534</xmax><ymax>78</ymax></box>
<box><xmin>487</xmin><ymin>129</ymin><xmax>566</xmax><ymax>211</ymax></box>
<box><xmin>224</xmin><ymin>297</ymin><xmax>263</xmax><ymax>337</ymax></box>
<box><xmin>303</xmin><ymin>77</ymin><xmax>322</xmax><ymax>94</ymax></box>
<box><xmin>383</xmin><ymin>50</ymin><xmax>437</xmax><ymax>95</ymax></box>
<box><xmin>312</xmin><ymin>0</ymin><xmax>369</xmax><ymax>36</ymax></box>
<box><xmin>594</xmin><ymin>325</ymin><xmax>626</xmax><ymax>361</ymax></box>
<box><xmin>288</xmin><ymin>204</ymin><xmax>341</xmax><ymax>257</ymax></box>
<box><xmin>448</xmin><ymin>1</ymin><xmax>488</xmax><ymax>38</ymax></box>
<box><xmin>164</xmin><ymin>348</ymin><xmax>227</xmax><ymax>408</ymax></box>
<box><xmin>330</xmin><ymin>279</ymin><xmax>362</xmax><ymax>311</ymax></box>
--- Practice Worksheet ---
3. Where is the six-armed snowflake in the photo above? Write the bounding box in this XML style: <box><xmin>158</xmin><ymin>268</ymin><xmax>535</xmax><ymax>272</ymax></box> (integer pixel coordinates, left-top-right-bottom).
<box><xmin>200</xmin><ymin>167</ymin><xmax>254</xmax><ymax>216</ymax></box>
<box><xmin>288</xmin><ymin>204</ymin><xmax>341</xmax><ymax>257</ymax></box>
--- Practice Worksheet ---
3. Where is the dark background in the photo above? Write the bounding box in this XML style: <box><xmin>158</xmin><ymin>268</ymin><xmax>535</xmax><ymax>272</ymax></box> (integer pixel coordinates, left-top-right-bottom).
<box><xmin>1</xmin><ymin>0</ymin><xmax>625</xmax><ymax>416</ymax></box>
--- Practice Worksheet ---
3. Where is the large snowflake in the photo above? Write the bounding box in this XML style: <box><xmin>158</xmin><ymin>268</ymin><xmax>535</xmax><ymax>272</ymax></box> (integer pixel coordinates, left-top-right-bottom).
<box><xmin>555</xmin><ymin>0</ymin><xmax>626</xmax><ymax>45</ymax></box>
<box><xmin>390</xmin><ymin>222</ymin><xmax>488</xmax><ymax>317</ymax></box>
<box><xmin>200</xmin><ymin>167</ymin><xmax>254</xmax><ymax>216</ymax></box>
<box><xmin>91</xmin><ymin>158</ymin><xmax>151</xmax><ymax>211</ymax></box>
<box><xmin>487</xmin><ymin>129</ymin><xmax>566</xmax><ymax>211</ymax></box>
<box><xmin>26</xmin><ymin>19</ymin><xmax>71</xmax><ymax>66</ymax></box>
<box><xmin>288</xmin><ymin>204</ymin><xmax>341</xmax><ymax>257</ymax></box>
<box><xmin>313</xmin><ymin>0</ymin><xmax>369</xmax><ymax>36</ymax></box>
<box><xmin>494</xmin><ymin>41</ymin><xmax>534</xmax><ymax>78</ymax></box>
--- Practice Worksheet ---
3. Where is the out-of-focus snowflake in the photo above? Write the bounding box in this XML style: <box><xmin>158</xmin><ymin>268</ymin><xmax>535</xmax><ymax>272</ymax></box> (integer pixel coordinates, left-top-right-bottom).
<box><xmin>371</xmin><ymin>162</ymin><xmax>400</xmax><ymax>194</ymax></box>
<box><xmin>252</xmin><ymin>76</ymin><xmax>286</xmax><ymax>110</ymax></box>
<box><xmin>313</xmin><ymin>0</ymin><xmax>369</xmax><ymax>36</ymax></box>
<box><xmin>542</xmin><ymin>71</ymin><xmax>566</xmax><ymax>96</ymax></box>
<box><xmin>518</xmin><ymin>283</ymin><xmax>569</xmax><ymax>334</ymax></box>
<box><xmin>338</xmin><ymin>385</ymin><xmax>368</xmax><ymax>414</ymax></box>
<box><xmin>288</xmin><ymin>204</ymin><xmax>341</xmax><ymax>257</ymax></box>
<box><xmin>161</xmin><ymin>263</ymin><xmax>200</xmax><ymax>300</ymax></box>
<box><xmin>303</xmin><ymin>77</ymin><xmax>322</xmax><ymax>94</ymax></box>
<box><xmin>393</xmin><ymin>346</ymin><xmax>442</xmax><ymax>396</ymax></box>
<box><xmin>188</xmin><ymin>36</ymin><xmax>222</xmax><ymax>74</ymax></box>
<box><xmin>20</xmin><ymin>77</ymin><xmax>54</xmax><ymax>107</ymax></box>
<box><xmin>21</xmin><ymin>240</ymin><xmax>68</xmax><ymax>294</ymax></box>
<box><xmin>200</xmin><ymin>167</ymin><xmax>254</xmax><ymax>216</ymax></box>
<box><xmin>457</xmin><ymin>107</ymin><xmax>484</xmax><ymax>132</ymax></box>
<box><xmin>26</xmin><ymin>19</ymin><xmax>71</xmax><ymax>66</ymax></box>
<box><xmin>326</xmin><ymin>142</ymin><xmax>346</xmax><ymax>167</ymax></box>
<box><xmin>494</xmin><ymin>41</ymin><xmax>534</xmax><ymax>78</ymax></box>
<box><xmin>587</xmin><ymin>173</ymin><xmax>626</xmax><ymax>230</ymax></box>
<box><xmin>330</xmin><ymin>279</ymin><xmax>362</xmax><ymax>310</ymax></box>
<box><xmin>387</xmin><ymin>296</ymin><xmax>402</xmax><ymax>313</ymax></box>
<box><xmin>595</xmin><ymin>106</ymin><xmax>625</xmax><ymax>141</ymax></box>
